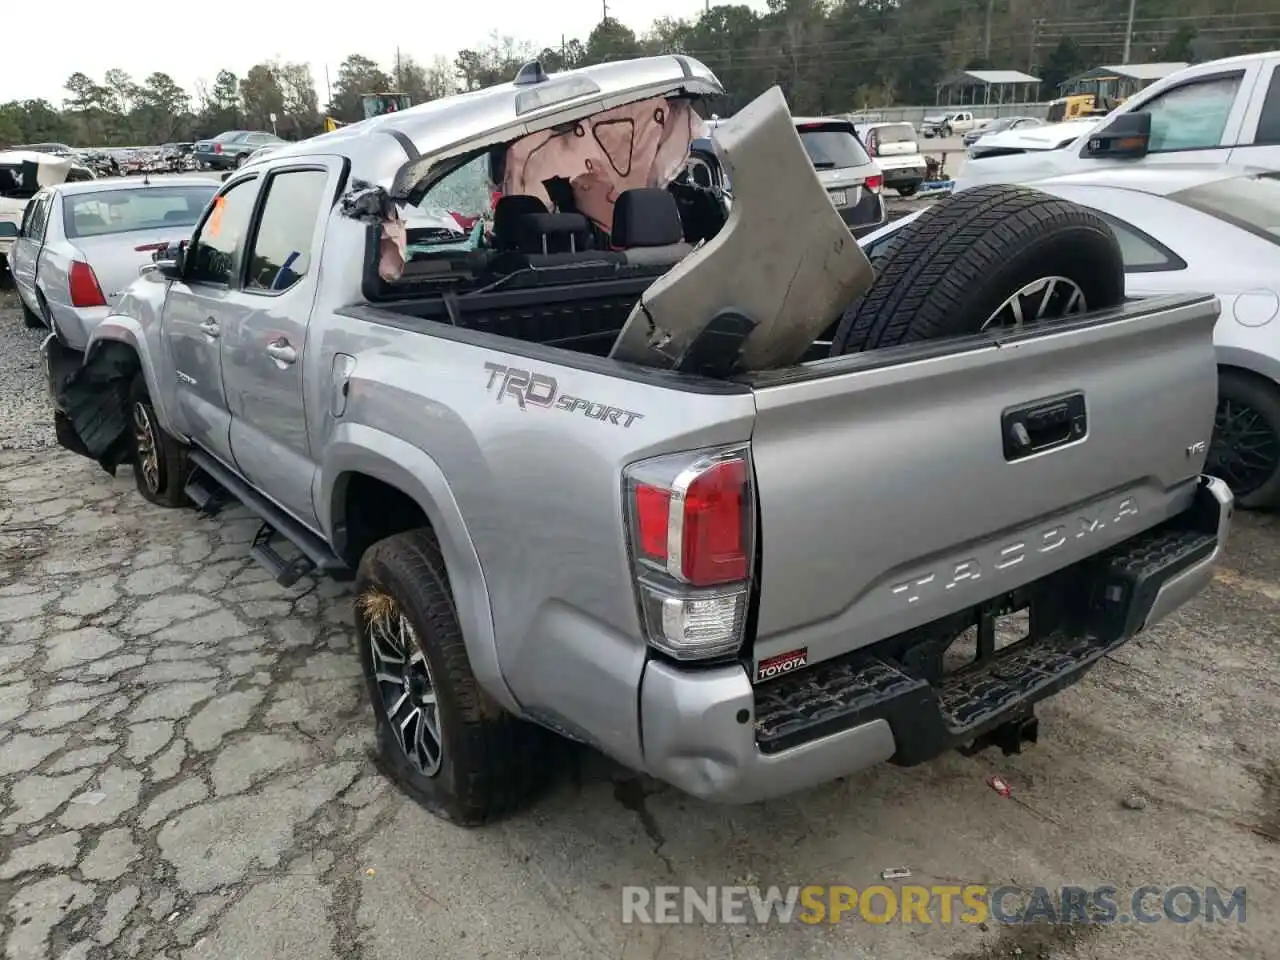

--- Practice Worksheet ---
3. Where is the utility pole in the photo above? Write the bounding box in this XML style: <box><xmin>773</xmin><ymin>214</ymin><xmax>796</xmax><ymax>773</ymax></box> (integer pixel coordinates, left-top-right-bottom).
<box><xmin>983</xmin><ymin>0</ymin><xmax>994</xmax><ymax>61</ymax></box>
<box><xmin>324</xmin><ymin>65</ymin><xmax>332</xmax><ymax>108</ymax></box>
<box><xmin>1028</xmin><ymin>19</ymin><xmax>1042</xmax><ymax>74</ymax></box>
<box><xmin>395</xmin><ymin>47</ymin><xmax>403</xmax><ymax>91</ymax></box>
<box><xmin>1122</xmin><ymin>0</ymin><xmax>1136</xmax><ymax>63</ymax></box>
<box><xmin>602</xmin><ymin>0</ymin><xmax>608</xmax><ymax>22</ymax></box>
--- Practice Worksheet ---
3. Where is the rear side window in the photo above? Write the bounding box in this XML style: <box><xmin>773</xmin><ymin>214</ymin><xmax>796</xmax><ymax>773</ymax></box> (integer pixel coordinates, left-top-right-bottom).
<box><xmin>26</xmin><ymin>195</ymin><xmax>52</xmax><ymax>241</ymax></box>
<box><xmin>62</xmin><ymin>186</ymin><xmax>217</xmax><ymax>239</ymax></box>
<box><xmin>1255</xmin><ymin>69</ymin><xmax>1280</xmax><ymax>144</ymax></box>
<box><xmin>1095</xmin><ymin>213</ymin><xmax>1186</xmax><ymax>272</ymax></box>
<box><xmin>1170</xmin><ymin>173</ymin><xmax>1280</xmax><ymax>247</ymax></box>
<box><xmin>796</xmin><ymin>123</ymin><xmax>871</xmax><ymax>170</ymax></box>
<box><xmin>245</xmin><ymin>169</ymin><xmax>329</xmax><ymax>293</ymax></box>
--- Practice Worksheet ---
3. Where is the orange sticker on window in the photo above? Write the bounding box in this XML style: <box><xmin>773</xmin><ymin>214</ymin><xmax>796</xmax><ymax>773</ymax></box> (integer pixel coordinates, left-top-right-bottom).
<box><xmin>206</xmin><ymin>195</ymin><xmax>226</xmax><ymax>238</ymax></box>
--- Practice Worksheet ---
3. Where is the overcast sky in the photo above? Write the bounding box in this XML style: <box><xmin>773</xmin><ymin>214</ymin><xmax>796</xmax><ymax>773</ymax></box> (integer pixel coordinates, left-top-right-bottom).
<box><xmin>7</xmin><ymin>0</ymin><xmax>767</xmax><ymax>104</ymax></box>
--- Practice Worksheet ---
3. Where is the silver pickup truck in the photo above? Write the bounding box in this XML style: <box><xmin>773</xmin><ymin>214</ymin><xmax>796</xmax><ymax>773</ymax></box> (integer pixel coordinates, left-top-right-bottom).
<box><xmin>43</xmin><ymin>56</ymin><xmax>1232</xmax><ymax>826</ymax></box>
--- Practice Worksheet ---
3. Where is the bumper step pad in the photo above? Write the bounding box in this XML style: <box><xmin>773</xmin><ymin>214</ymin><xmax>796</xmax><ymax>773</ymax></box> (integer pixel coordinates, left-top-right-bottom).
<box><xmin>753</xmin><ymin>516</ymin><xmax>1219</xmax><ymax>760</ymax></box>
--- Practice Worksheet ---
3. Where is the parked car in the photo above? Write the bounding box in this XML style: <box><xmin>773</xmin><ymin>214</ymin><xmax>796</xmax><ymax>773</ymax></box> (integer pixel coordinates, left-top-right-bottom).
<box><xmin>9</xmin><ymin>177</ymin><xmax>217</xmax><ymax>344</ymax></box>
<box><xmin>964</xmin><ymin>117</ymin><xmax>1101</xmax><ymax>161</ymax></box>
<box><xmin>13</xmin><ymin>142</ymin><xmax>78</xmax><ymax>158</ymax></box>
<box><xmin>162</xmin><ymin>143</ymin><xmax>195</xmax><ymax>172</ymax></box>
<box><xmin>42</xmin><ymin>59</ymin><xmax>1228</xmax><ymax>824</ymax></box>
<box><xmin>862</xmin><ymin>164</ymin><xmax>1280</xmax><ymax>508</ymax></box>
<box><xmin>855</xmin><ymin>121</ymin><xmax>928</xmax><ymax>196</ymax></box>
<box><xmin>193</xmin><ymin>131</ymin><xmax>284</xmax><ymax>171</ymax></box>
<box><xmin>962</xmin><ymin>115</ymin><xmax>1044</xmax><ymax>147</ymax></box>
<box><xmin>0</xmin><ymin>150</ymin><xmax>95</xmax><ymax>276</ymax></box>
<box><xmin>220</xmin><ymin>143</ymin><xmax>284</xmax><ymax>181</ymax></box>
<box><xmin>920</xmin><ymin>111</ymin><xmax>984</xmax><ymax>138</ymax></box>
<box><xmin>791</xmin><ymin>116</ymin><xmax>887</xmax><ymax>235</ymax></box>
<box><xmin>958</xmin><ymin>51</ymin><xmax>1280</xmax><ymax>190</ymax></box>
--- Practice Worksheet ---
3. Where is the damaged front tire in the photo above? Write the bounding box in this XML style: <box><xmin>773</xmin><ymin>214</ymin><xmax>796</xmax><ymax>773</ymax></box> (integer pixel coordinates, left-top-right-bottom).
<box><xmin>128</xmin><ymin>376</ymin><xmax>190</xmax><ymax>507</ymax></box>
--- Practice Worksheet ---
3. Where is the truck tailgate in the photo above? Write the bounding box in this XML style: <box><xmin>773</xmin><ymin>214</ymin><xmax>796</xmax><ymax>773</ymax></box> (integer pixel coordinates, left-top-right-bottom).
<box><xmin>746</xmin><ymin>294</ymin><xmax>1220</xmax><ymax>670</ymax></box>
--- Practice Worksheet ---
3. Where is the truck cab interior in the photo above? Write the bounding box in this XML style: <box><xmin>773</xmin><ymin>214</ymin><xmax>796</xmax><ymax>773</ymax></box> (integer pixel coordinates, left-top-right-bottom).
<box><xmin>363</xmin><ymin>95</ymin><xmax>730</xmax><ymax>357</ymax></box>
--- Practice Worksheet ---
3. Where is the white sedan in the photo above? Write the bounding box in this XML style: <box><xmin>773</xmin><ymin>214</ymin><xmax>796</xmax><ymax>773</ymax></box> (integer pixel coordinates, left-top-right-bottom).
<box><xmin>9</xmin><ymin>177</ymin><xmax>218</xmax><ymax>350</ymax></box>
<box><xmin>862</xmin><ymin>165</ymin><xmax>1280</xmax><ymax>508</ymax></box>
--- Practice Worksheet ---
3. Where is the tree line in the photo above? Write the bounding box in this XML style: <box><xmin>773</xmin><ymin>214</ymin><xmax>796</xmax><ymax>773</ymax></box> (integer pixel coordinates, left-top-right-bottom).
<box><xmin>2</xmin><ymin>0</ymin><xmax>1277</xmax><ymax>149</ymax></box>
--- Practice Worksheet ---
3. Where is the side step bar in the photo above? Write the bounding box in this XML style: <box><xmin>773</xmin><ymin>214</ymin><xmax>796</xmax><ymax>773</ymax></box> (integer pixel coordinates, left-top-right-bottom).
<box><xmin>187</xmin><ymin>451</ymin><xmax>349</xmax><ymax>586</ymax></box>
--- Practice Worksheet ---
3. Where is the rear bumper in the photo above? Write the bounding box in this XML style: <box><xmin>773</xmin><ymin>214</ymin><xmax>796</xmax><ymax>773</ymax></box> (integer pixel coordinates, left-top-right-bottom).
<box><xmin>638</xmin><ymin>476</ymin><xmax>1231</xmax><ymax>803</ymax></box>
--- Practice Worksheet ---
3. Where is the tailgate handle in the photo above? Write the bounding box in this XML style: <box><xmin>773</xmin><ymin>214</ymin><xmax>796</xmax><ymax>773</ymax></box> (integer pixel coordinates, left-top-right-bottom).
<box><xmin>1002</xmin><ymin>392</ymin><xmax>1087</xmax><ymax>462</ymax></box>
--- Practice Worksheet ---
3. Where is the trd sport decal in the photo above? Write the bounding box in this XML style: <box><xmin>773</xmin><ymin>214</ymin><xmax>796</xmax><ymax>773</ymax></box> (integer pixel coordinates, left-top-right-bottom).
<box><xmin>483</xmin><ymin>362</ymin><xmax>644</xmax><ymax>428</ymax></box>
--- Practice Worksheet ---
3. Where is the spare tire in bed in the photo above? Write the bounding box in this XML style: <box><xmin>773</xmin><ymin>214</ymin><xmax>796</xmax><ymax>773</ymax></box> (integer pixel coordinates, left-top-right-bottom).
<box><xmin>829</xmin><ymin>184</ymin><xmax>1125</xmax><ymax>355</ymax></box>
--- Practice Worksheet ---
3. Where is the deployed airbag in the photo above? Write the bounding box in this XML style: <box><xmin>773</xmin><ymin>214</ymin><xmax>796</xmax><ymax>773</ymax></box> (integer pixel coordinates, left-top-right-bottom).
<box><xmin>608</xmin><ymin>86</ymin><xmax>875</xmax><ymax>373</ymax></box>
<box><xmin>502</xmin><ymin>97</ymin><xmax>702</xmax><ymax>233</ymax></box>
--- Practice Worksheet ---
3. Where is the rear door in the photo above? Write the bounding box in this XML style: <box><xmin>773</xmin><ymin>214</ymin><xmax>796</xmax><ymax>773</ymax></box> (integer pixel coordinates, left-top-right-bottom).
<box><xmin>220</xmin><ymin>160</ymin><xmax>340</xmax><ymax>530</ymax></box>
<box><xmin>745</xmin><ymin>297</ymin><xmax>1219</xmax><ymax>673</ymax></box>
<box><xmin>10</xmin><ymin>190</ymin><xmax>51</xmax><ymax>307</ymax></box>
<box><xmin>1229</xmin><ymin>53</ymin><xmax>1280</xmax><ymax>168</ymax></box>
<box><xmin>163</xmin><ymin>174</ymin><xmax>262</xmax><ymax>468</ymax></box>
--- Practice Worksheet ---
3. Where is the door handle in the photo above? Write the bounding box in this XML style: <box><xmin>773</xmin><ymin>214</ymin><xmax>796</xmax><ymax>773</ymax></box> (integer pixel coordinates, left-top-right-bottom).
<box><xmin>200</xmin><ymin>318</ymin><xmax>219</xmax><ymax>338</ymax></box>
<box><xmin>1002</xmin><ymin>392</ymin><xmax>1087</xmax><ymax>462</ymax></box>
<box><xmin>266</xmin><ymin>339</ymin><xmax>297</xmax><ymax>367</ymax></box>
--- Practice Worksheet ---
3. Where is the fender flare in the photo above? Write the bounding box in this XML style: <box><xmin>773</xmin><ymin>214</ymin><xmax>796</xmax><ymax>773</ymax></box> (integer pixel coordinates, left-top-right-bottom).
<box><xmin>319</xmin><ymin>423</ymin><xmax>518</xmax><ymax>714</ymax></box>
<box><xmin>84</xmin><ymin>317</ymin><xmax>176</xmax><ymax>435</ymax></box>
<box><xmin>1217</xmin><ymin>346</ymin><xmax>1280</xmax><ymax>389</ymax></box>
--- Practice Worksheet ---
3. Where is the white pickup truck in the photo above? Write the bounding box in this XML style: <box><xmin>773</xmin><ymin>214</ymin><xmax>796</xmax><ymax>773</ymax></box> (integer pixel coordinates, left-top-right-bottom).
<box><xmin>958</xmin><ymin>50</ymin><xmax>1280</xmax><ymax>189</ymax></box>
<box><xmin>921</xmin><ymin>111</ymin><xmax>986</xmax><ymax>138</ymax></box>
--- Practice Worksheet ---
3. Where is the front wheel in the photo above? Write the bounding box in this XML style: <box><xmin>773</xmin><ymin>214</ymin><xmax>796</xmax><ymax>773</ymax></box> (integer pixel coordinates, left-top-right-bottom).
<box><xmin>128</xmin><ymin>375</ymin><xmax>190</xmax><ymax>507</ymax></box>
<box><xmin>356</xmin><ymin>529</ymin><xmax>555</xmax><ymax>825</ymax></box>
<box><xmin>1209</xmin><ymin>370</ymin><xmax>1280</xmax><ymax>510</ymax></box>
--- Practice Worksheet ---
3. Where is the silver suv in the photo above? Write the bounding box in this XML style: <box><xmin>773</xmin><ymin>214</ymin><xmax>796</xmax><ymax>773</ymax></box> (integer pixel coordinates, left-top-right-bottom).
<box><xmin>793</xmin><ymin>117</ymin><xmax>886</xmax><ymax>236</ymax></box>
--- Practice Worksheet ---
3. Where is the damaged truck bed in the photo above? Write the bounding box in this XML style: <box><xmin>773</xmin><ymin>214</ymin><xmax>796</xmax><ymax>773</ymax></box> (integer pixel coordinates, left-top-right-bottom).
<box><xmin>42</xmin><ymin>56</ymin><xmax>1230</xmax><ymax>822</ymax></box>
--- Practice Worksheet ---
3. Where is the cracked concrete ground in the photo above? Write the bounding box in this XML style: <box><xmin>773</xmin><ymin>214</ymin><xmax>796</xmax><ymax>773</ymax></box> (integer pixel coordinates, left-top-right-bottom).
<box><xmin>1</xmin><ymin>289</ymin><xmax>1279</xmax><ymax>958</ymax></box>
<box><xmin>1</xmin><ymin>457</ymin><xmax>1277</xmax><ymax>960</ymax></box>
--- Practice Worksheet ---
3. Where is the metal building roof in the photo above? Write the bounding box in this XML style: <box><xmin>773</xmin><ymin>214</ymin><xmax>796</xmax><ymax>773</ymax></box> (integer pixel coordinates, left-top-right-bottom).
<box><xmin>943</xmin><ymin>70</ymin><xmax>1042</xmax><ymax>86</ymax></box>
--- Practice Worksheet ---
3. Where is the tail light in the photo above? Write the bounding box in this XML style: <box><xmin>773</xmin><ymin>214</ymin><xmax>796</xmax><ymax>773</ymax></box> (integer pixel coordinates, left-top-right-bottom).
<box><xmin>866</xmin><ymin>132</ymin><xmax>879</xmax><ymax>156</ymax></box>
<box><xmin>864</xmin><ymin>174</ymin><xmax>884</xmax><ymax>193</ymax></box>
<box><xmin>214</xmin><ymin>143</ymin><xmax>223</xmax><ymax>153</ymax></box>
<box><xmin>134</xmin><ymin>241</ymin><xmax>167</xmax><ymax>253</ymax></box>
<box><xmin>68</xmin><ymin>260</ymin><xmax>107</xmax><ymax>307</ymax></box>
<box><xmin>624</xmin><ymin>445</ymin><xmax>755</xmax><ymax>660</ymax></box>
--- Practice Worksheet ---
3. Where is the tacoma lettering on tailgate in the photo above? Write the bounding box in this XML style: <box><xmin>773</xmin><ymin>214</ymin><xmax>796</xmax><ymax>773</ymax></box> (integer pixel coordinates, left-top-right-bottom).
<box><xmin>889</xmin><ymin>497</ymin><xmax>1139</xmax><ymax>606</ymax></box>
<box><xmin>483</xmin><ymin>362</ymin><xmax>644</xmax><ymax>428</ymax></box>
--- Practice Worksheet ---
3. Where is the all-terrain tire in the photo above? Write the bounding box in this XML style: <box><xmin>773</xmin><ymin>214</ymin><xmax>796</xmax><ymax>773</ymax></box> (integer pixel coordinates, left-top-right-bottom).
<box><xmin>1210</xmin><ymin>369</ymin><xmax>1280</xmax><ymax>511</ymax></box>
<box><xmin>830</xmin><ymin>184</ymin><xmax>1125</xmax><ymax>355</ymax></box>
<box><xmin>128</xmin><ymin>375</ymin><xmax>190</xmax><ymax>507</ymax></box>
<box><xmin>356</xmin><ymin>529</ymin><xmax>555</xmax><ymax>826</ymax></box>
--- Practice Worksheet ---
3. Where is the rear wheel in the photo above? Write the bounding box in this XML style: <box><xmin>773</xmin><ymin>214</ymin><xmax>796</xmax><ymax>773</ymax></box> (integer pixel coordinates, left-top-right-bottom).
<box><xmin>830</xmin><ymin>184</ymin><xmax>1125</xmax><ymax>354</ymax></box>
<box><xmin>356</xmin><ymin>529</ymin><xmax>555</xmax><ymax>825</ymax></box>
<box><xmin>128</xmin><ymin>375</ymin><xmax>190</xmax><ymax>507</ymax></box>
<box><xmin>896</xmin><ymin>185</ymin><xmax>918</xmax><ymax>198</ymax></box>
<box><xmin>1209</xmin><ymin>370</ymin><xmax>1280</xmax><ymax>510</ymax></box>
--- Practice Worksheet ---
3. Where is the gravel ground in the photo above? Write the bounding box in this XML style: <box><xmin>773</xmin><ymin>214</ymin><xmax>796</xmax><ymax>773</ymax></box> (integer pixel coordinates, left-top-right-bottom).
<box><xmin>0</xmin><ymin>285</ymin><xmax>56</xmax><ymax>453</ymax></box>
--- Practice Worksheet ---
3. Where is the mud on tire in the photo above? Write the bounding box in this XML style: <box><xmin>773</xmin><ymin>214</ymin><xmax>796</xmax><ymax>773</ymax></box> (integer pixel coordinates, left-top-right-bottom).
<box><xmin>356</xmin><ymin>529</ymin><xmax>555</xmax><ymax>826</ymax></box>
<box><xmin>128</xmin><ymin>375</ymin><xmax>190</xmax><ymax>507</ymax></box>
<box><xmin>831</xmin><ymin>184</ymin><xmax>1125</xmax><ymax>354</ymax></box>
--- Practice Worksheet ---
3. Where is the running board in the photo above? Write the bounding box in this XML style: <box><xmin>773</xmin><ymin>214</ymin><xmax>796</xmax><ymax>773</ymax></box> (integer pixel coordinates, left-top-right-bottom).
<box><xmin>187</xmin><ymin>451</ymin><xmax>349</xmax><ymax>586</ymax></box>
